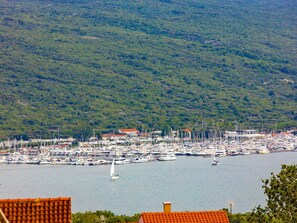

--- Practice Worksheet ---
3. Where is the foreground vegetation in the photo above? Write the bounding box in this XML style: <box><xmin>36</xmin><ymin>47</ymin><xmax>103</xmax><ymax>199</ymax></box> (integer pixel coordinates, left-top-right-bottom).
<box><xmin>72</xmin><ymin>164</ymin><xmax>297</xmax><ymax>223</ymax></box>
<box><xmin>72</xmin><ymin>210</ymin><xmax>140</xmax><ymax>223</ymax></box>
<box><xmin>1</xmin><ymin>0</ymin><xmax>296</xmax><ymax>140</ymax></box>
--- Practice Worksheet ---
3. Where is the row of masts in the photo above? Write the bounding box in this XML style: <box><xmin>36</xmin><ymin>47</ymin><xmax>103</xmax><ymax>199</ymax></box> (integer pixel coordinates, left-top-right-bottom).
<box><xmin>1</xmin><ymin>126</ymin><xmax>295</xmax><ymax>152</ymax></box>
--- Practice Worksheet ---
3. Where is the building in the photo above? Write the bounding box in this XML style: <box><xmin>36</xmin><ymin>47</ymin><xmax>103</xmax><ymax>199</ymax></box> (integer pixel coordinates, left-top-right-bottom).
<box><xmin>118</xmin><ymin>128</ymin><xmax>139</xmax><ymax>137</ymax></box>
<box><xmin>132</xmin><ymin>202</ymin><xmax>230</xmax><ymax>223</ymax></box>
<box><xmin>182</xmin><ymin>128</ymin><xmax>192</xmax><ymax>139</ymax></box>
<box><xmin>101</xmin><ymin>133</ymin><xmax>127</xmax><ymax>140</ymax></box>
<box><xmin>0</xmin><ymin>197</ymin><xmax>71</xmax><ymax>223</ymax></box>
<box><xmin>224</xmin><ymin>130</ymin><xmax>265</xmax><ymax>140</ymax></box>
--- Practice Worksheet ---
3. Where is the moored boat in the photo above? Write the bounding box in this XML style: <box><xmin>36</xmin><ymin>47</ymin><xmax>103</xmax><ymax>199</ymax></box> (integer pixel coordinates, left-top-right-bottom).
<box><xmin>131</xmin><ymin>157</ymin><xmax>149</xmax><ymax>163</ymax></box>
<box><xmin>158</xmin><ymin>154</ymin><xmax>177</xmax><ymax>161</ymax></box>
<box><xmin>258</xmin><ymin>146</ymin><xmax>270</xmax><ymax>154</ymax></box>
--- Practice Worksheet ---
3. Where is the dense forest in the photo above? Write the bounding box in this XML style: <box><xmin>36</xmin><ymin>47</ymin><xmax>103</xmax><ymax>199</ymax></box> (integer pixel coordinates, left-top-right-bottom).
<box><xmin>1</xmin><ymin>0</ymin><xmax>296</xmax><ymax>140</ymax></box>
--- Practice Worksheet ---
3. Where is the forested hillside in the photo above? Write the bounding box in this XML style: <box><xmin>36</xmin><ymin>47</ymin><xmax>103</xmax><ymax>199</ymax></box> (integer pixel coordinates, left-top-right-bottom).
<box><xmin>1</xmin><ymin>0</ymin><xmax>296</xmax><ymax>139</ymax></box>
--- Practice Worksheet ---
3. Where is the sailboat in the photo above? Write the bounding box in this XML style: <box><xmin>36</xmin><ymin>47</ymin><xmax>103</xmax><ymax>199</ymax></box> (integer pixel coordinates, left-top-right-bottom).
<box><xmin>110</xmin><ymin>158</ymin><xmax>119</xmax><ymax>180</ymax></box>
<box><xmin>211</xmin><ymin>154</ymin><xmax>219</xmax><ymax>166</ymax></box>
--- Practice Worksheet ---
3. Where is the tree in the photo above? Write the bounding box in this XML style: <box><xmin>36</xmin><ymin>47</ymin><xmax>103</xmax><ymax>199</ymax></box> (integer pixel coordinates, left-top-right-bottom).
<box><xmin>71</xmin><ymin>121</ymin><xmax>93</xmax><ymax>142</ymax></box>
<box><xmin>72</xmin><ymin>210</ymin><xmax>140</xmax><ymax>223</ymax></box>
<box><xmin>249</xmin><ymin>164</ymin><xmax>297</xmax><ymax>223</ymax></box>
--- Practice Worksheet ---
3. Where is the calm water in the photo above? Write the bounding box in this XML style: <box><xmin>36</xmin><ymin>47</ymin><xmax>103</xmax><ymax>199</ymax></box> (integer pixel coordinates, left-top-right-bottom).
<box><xmin>0</xmin><ymin>152</ymin><xmax>296</xmax><ymax>215</ymax></box>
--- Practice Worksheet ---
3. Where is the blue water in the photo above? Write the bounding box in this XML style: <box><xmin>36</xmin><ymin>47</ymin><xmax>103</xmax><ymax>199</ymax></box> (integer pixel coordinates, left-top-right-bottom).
<box><xmin>0</xmin><ymin>152</ymin><xmax>296</xmax><ymax>215</ymax></box>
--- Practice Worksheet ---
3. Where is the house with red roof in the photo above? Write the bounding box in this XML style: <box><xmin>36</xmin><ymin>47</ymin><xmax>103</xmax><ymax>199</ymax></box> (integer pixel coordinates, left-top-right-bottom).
<box><xmin>182</xmin><ymin>128</ymin><xmax>192</xmax><ymax>139</ymax></box>
<box><xmin>0</xmin><ymin>197</ymin><xmax>71</xmax><ymax>223</ymax></box>
<box><xmin>131</xmin><ymin>202</ymin><xmax>230</xmax><ymax>223</ymax></box>
<box><xmin>118</xmin><ymin>128</ymin><xmax>139</xmax><ymax>137</ymax></box>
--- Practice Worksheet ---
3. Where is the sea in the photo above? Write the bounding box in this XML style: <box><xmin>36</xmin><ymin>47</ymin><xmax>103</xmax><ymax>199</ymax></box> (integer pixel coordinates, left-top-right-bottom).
<box><xmin>0</xmin><ymin>152</ymin><xmax>296</xmax><ymax>215</ymax></box>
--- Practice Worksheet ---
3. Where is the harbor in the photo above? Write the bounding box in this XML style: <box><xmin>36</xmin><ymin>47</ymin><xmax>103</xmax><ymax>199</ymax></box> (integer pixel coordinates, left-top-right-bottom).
<box><xmin>0</xmin><ymin>129</ymin><xmax>296</xmax><ymax>215</ymax></box>
<box><xmin>0</xmin><ymin>130</ymin><xmax>296</xmax><ymax>166</ymax></box>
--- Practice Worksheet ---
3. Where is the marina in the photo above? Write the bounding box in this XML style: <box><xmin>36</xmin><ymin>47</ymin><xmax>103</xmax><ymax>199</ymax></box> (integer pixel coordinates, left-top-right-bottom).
<box><xmin>0</xmin><ymin>130</ymin><xmax>296</xmax><ymax>215</ymax></box>
<box><xmin>0</xmin><ymin>131</ymin><xmax>296</xmax><ymax>166</ymax></box>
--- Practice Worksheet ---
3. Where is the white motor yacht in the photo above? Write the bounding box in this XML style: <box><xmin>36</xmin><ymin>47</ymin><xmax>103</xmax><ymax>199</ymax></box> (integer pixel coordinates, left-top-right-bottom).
<box><xmin>131</xmin><ymin>157</ymin><xmax>149</xmax><ymax>163</ymax></box>
<box><xmin>158</xmin><ymin>154</ymin><xmax>177</xmax><ymax>161</ymax></box>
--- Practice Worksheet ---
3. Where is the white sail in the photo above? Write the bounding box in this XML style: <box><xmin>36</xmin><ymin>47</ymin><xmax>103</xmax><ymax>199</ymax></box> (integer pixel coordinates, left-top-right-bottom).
<box><xmin>110</xmin><ymin>159</ymin><xmax>119</xmax><ymax>180</ymax></box>
<box><xmin>211</xmin><ymin>154</ymin><xmax>219</xmax><ymax>165</ymax></box>
<box><xmin>110</xmin><ymin>159</ymin><xmax>115</xmax><ymax>176</ymax></box>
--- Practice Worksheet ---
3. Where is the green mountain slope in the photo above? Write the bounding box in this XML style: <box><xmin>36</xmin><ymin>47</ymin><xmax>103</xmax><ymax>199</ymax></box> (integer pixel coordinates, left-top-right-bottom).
<box><xmin>0</xmin><ymin>0</ymin><xmax>296</xmax><ymax>139</ymax></box>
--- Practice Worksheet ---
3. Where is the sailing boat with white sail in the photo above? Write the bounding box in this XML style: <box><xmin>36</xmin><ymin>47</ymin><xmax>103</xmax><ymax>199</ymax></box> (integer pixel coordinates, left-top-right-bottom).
<box><xmin>211</xmin><ymin>154</ymin><xmax>219</xmax><ymax>166</ymax></box>
<box><xmin>110</xmin><ymin>158</ymin><xmax>119</xmax><ymax>180</ymax></box>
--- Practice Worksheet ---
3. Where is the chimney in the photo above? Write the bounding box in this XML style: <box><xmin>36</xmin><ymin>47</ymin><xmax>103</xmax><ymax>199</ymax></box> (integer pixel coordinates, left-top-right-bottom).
<box><xmin>163</xmin><ymin>202</ymin><xmax>171</xmax><ymax>213</ymax></box>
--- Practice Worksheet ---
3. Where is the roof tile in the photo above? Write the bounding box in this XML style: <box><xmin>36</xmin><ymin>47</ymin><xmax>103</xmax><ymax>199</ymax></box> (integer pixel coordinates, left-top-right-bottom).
<box><xmin>140</xmin><ymin>210</ymin><xmax>230</xmax><ymax>223</ymax></box>
<box><xmin>0</xmin><ymin>197</ymin><xmax>71</xmax><ymax>223</ymax></box>
<box><xmin>119</xmin><ymin>128</ymin><xmax>139</xmax><ymax>133</ymax></box>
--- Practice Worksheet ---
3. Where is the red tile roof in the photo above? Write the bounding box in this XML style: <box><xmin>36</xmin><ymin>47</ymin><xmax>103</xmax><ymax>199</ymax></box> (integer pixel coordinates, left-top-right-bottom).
<box><xmin>0</xmin><ymin>197</ymin><xmax>71</xmax><ymax>223</ymax></box>
<box><xmin>119</xmin><ymin>128</ymin><xmax>139</xmax><ymax>133</ymax></box>
<box><xmin>0</xmin><ymin>208</ymin><xmax>9</xmax><ymax>223</ymax></box>
<box><xmin>139</xmin><ymin>210</ymin><xmax>230</xmax><ymax>223</ymax></box>
<box><xmin>183</xmin><ymin>128</ymin><xmax>192</xmax><ymax>133</ymax></box>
